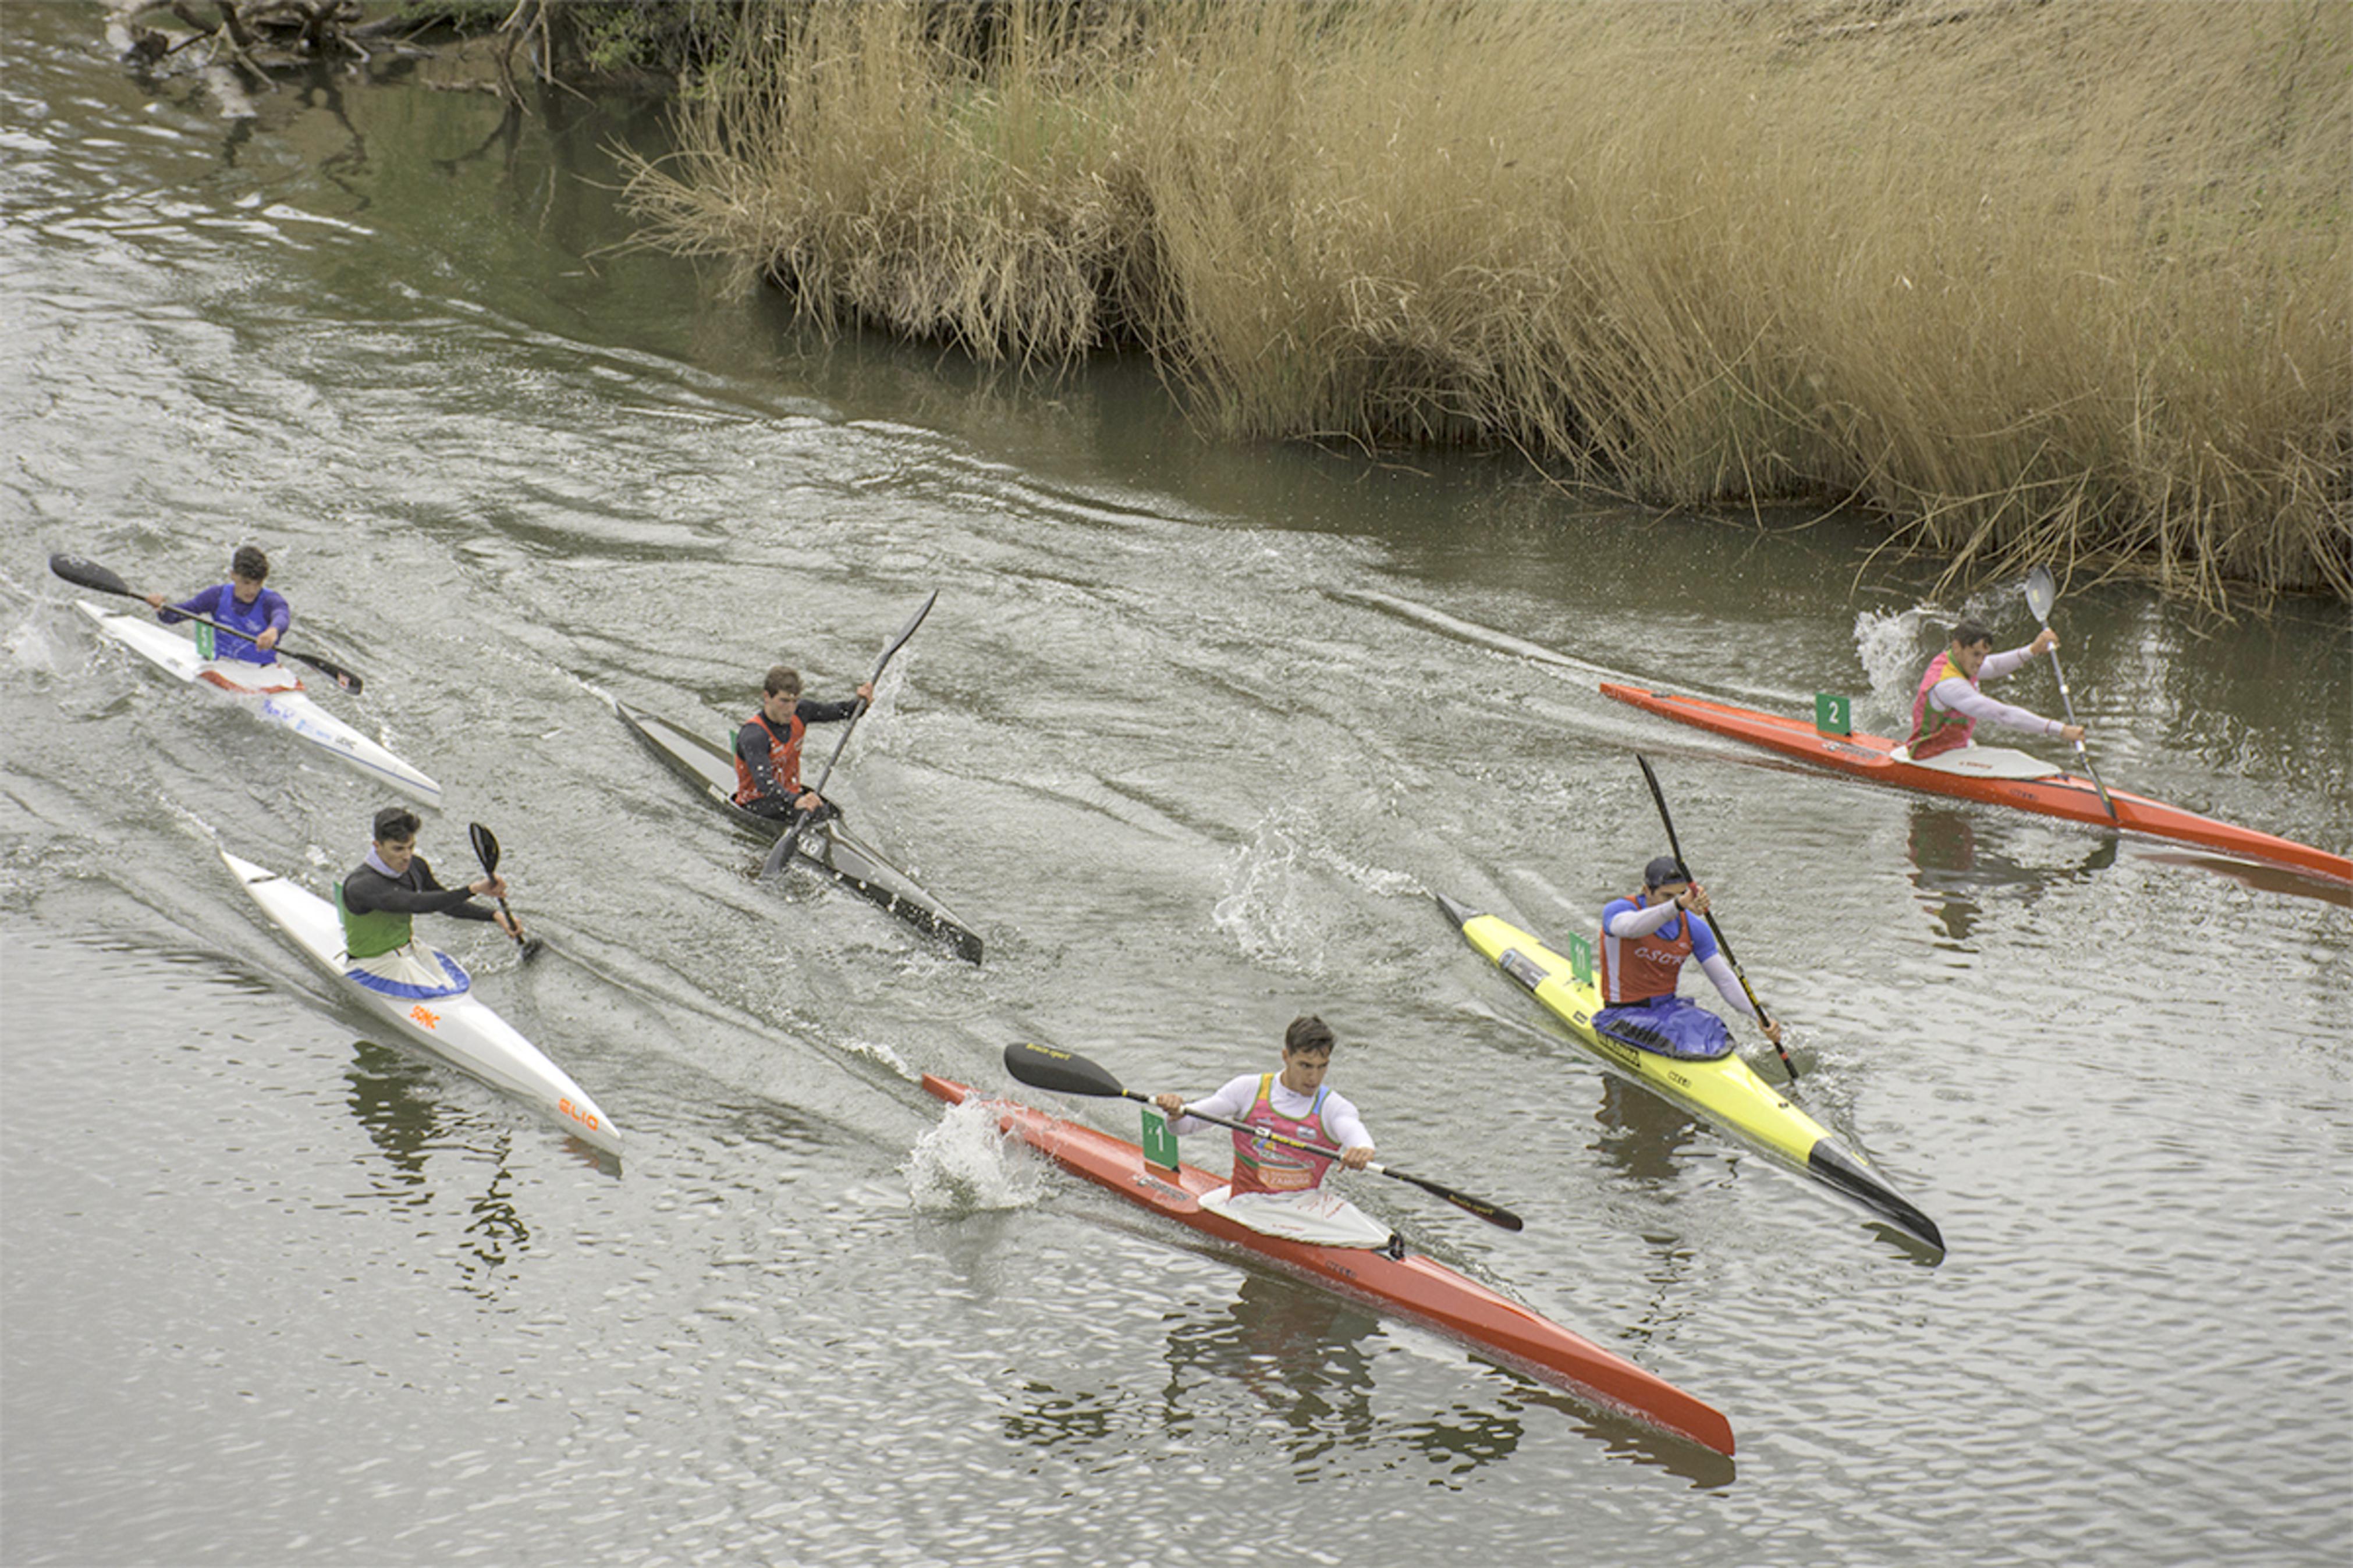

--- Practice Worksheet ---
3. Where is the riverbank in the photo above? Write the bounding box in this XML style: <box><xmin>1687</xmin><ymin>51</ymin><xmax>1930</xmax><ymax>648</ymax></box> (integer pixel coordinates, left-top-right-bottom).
<box><xmin>619</xmin><ymin>0</ymin><xmax>2348</xmax><ymax>606</ymax></box>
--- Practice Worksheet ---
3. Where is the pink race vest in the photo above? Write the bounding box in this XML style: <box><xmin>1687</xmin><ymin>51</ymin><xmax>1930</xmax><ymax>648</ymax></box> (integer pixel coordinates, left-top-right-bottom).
<box><xmin>1906</xmin><ymin>652</ymin><xmax>1976</xmax><ymax>759</ymax></box>
<box><xmin>1230</xmin><ymin>1074</ymin><xmax>1332</xmax><ymax>1194</ymax></box>
<box><xmin>1598</xmin><ymin>897</ymin><xmax>1696</xmax><ymax>1004</ymax></box>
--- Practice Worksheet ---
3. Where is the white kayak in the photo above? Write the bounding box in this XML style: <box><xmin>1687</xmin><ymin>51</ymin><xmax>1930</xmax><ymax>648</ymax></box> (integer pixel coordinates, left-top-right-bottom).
<box><xmin>222</xmin><ymin>849</ymin><xmax>623</xmax><ymax>1155</ymax></box>
<box><xmin>79</xmin><ymin>600</ymin><xmax>441</xmax><ymax>803</ymax></box>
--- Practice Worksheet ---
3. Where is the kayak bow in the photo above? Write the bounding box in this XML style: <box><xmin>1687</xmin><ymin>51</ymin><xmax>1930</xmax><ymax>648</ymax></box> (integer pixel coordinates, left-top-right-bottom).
<box><xmin>78</xmin><ymin>601</ymin><xmax>441</xmax><ymax>803</ymax></box>
<box><xmin>612</xmin><ymin>697</ymin><xmax>984</xmax><ymax>962</ymax></box>
<box><xmin>922</xmin><ymin>1072</ymin><xmax>1736</xmax><ymax>1457</ymax></box>
<box><xmin>223</xmin><ymin>850</ymin><xmax>622</xmax><ymax>1155</ymax></box>
<box><xmin>1602</xmin><ymin>683</ymin><xmax>2350</xmax><ymax>884</ymax></box>
<box><xmin>1436</xmin><ymin>894</ymin><xmax>1944</xmax><ymax>1251</ymax></box>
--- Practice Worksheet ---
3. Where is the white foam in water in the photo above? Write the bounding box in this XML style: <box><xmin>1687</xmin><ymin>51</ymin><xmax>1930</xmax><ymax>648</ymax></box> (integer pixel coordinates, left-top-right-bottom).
<box><xmin>904</xmin><ymin>1097</ymin><xmax>1046</xmax><ymax>1214</ymax></box>
<box><xmin>1213</xmin><ymin>803</ymin><xmax>1419</xmax><ymax>976</ymax></box>
<box><xmin>1854</xmin><ymin>607</ymin><xmax>1933</xmax><ymax>720</ymax></box>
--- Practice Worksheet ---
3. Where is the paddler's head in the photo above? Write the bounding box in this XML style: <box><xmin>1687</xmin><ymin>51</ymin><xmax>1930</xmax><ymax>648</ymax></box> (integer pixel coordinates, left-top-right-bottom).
<box><xmin>230</xmin><ymin>545</ymin><xmax>269</xmax><ymax>605</ymax></box>
<box><xmin>1279</xmin><ymin>1014</ymin><xmax>1337</xmax><ymax>1094</ymax></box>
<box><xmin>1641</xmin><ymin>855</ymin><xmax>1690</xmax><ymax>907</ymax></box>
<box><xmin>373</xmin><ymin>805</ymin><xmax>421</xmax><ymax>875</ymax></box>
<box><xmin>761</xmin><ymin>666</ymin><xmax>804</xmax><ymax>725</ymax></box>
<box><xmin>1946</xmin><ymin>618</ymin><xmax>1996</xmax><ymax>680</ymax></box>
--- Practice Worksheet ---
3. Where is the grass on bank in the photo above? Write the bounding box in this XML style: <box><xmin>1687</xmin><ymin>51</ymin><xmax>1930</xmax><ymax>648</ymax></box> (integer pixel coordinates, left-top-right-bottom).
<box><xmin>621</xmin><ymin>1</ymin><xmax>2351</xmax><ymax>605</ymax></box>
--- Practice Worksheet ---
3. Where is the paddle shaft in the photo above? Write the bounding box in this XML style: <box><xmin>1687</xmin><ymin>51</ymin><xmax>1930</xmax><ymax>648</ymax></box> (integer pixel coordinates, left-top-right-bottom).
<box><xmin>1635</xmin><ymin>754</ymin><xmax>1796</xmax><ymax>1082</ymax></box>
<box><xmin>1002</xmin><ymin>1043</ymin><xmax>1522</xmax><ymax>1231</ymax></box>
<box><xmin>49</xmin><ymin>554</ymin><xmax>364</xmax><ymax>694</ymax></box>
<box><xmin>763</xmin><ymin>591</ymin><xmax>939</xmax><ymax>878</ymax></box>
<box><xmin>1149</xmin><ymin>1091</ymin><xmax>1520</xmax><ymax>1230</ymax></box>
<box><xmin>2025</xmin><ymin>571</ymin><xmax>2117</xmax><ymax>820</ymax></box>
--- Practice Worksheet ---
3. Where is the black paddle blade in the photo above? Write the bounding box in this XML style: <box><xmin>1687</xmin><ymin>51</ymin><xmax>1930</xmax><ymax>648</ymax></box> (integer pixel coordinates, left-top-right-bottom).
<box><xmin>1421</xmin><ymin>1182</ymin><xmax>1525</xmax><ymax>1232</ymax></box>
<box><xmin>881</xmin><ymin>590</ymin><xmax>940</xmax><ymax>667</ymax></box>
<box><xmin>1004</xmin><ymin>1041</ymin><xmax>1126</xmax><ymax>1099</ymax></box>
<box><xmin>469</xmin><ymin>822</ymin><xmax>501</xmax><ymax>875</ymax></box>
<box><xmin>49</xmin><ymin>554</ymin><xmax>135</xmax><ymax>599</ymax></box>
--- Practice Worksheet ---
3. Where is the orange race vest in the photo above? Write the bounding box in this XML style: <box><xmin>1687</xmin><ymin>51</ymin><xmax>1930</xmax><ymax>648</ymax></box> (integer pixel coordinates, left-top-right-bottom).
<box><xmin>1598</xmin><ymin>894</ymin><xmax>1698</xmax><ymax>1005</ymax></box>
<box><xmin>732</xmin><ymin>709</ymin><xmax>807</xmax><ymax>806</ymax></box>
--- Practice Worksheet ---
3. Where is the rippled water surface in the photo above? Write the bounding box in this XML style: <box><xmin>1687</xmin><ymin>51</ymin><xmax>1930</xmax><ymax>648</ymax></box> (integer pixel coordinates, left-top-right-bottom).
<box><xmin>4</xmin><ymin>9</ymin><xmax>2348</xmax><ymax>1566</ymax></box>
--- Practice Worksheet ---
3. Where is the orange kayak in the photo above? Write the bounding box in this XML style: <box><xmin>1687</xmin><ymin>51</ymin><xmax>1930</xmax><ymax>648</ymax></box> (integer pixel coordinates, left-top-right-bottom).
<box><xmin>921</xmin><ymin>1073</ymin><xmax>1737</xmax><ymax>1457</ymax></box>
<box><xmin>1601</xmin><ymin>684</ymin><xmax>2350</xmax><ymax>884</ymax></box>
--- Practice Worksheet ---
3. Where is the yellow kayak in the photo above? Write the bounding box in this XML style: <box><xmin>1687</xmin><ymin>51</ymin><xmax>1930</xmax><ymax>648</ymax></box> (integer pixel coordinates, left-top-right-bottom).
<box><xmin>1436</xmin><ymin>894</ymin><xmax>1942</xmax><ymax>1251</ymax></box>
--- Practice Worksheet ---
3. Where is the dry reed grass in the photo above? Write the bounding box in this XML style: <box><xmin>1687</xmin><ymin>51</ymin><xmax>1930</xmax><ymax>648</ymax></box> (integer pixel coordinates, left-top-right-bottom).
<box><xmin>621</xmin><ymin>0</ymin><xmax>2351</xmax><ymax>604</ymax></box>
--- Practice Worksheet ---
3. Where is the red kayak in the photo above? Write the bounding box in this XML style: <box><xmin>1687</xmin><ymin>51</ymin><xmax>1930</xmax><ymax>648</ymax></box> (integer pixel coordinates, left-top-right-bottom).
<box><xmin>1601</xmin><ymin>684</ymin><xmax>2351</xmax><ymax>884</ymax></box>
<box><xmin>921</xmin><ymin>1073</ymin><xmax>1737</xmax><ymax>1456</ymax></box>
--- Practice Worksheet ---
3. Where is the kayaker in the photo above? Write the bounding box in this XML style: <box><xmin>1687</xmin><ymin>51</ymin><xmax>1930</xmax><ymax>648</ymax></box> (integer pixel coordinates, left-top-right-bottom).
<box><xmin>1904</xmin><ymin>618</ymin><xmax>2086</xmax><ymax>761</ymax></box>
<box><xmin>1151</xmin><ymin>1015</ymin><xmax>1378</xmax><ymax>1190</ymax></box>
<box><xmin>1595</xmin><ymin>857</ymin><xmax>1783</xmax><ymax>1061</ymax></box>
<box><xmin>733</xmin><ymin>665</ymin><xmax>875</xmax><ymax>821</ymax></box>
<box><xmin>143</xmin><ymin>545</ymin><xmax>288</xmax><ymax>666</ymax></box>
<box><xmin>336</xmin><ymin>807</ymin><xmax>520</xmax><ymax>992</ymax></box>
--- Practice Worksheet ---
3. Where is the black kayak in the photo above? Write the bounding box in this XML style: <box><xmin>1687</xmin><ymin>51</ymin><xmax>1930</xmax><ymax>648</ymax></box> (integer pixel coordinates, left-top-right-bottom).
<box><xmin>613</xmin><ymin>696</ymin><xmax>984</xmax><ymax>963</ymax></box>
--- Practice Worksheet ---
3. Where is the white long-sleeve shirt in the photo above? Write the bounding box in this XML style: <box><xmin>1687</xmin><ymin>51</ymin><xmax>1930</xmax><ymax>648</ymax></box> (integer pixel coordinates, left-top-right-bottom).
<box><xmin>1926</xmin><ymin>645</ymin><xmax>2065</xmax><ymax>738</ymax></box>
<box><xmin>1164</xmin><ymin>1072</ymin><xmax>1373</xmax><ymax>1153</ymax></box>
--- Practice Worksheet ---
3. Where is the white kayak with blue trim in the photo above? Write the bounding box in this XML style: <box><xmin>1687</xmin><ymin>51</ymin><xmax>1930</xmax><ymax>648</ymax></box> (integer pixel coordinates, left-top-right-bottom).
<box><xmin>221</xmin><ymin>849</ymin><xmax>622</xmax><ymax>1155</ymax></box>
<box><xmin>79</xmin><ymin>600</ymin><xmax>441</xmax><ymax>802</ymax></box>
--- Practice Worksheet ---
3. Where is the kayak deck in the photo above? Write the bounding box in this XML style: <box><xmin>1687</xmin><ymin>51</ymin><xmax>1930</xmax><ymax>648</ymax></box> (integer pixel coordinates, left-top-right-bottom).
<box><xmin>222</xmin><ymin>850</ymin><xmax>622</xmax><ymax>1155</ymax></box>
<box><xmin>78</xmin><ymin>601</ymin><xmax>442</xmax><ymax>803</ymax></box>
<box><xmin>1437</xmin><ymin>894</ymin><xmax>1944</xmax><ymax>1251</ymax></box>
<box><xmin>922</xmin><ymin>1072</ymin><xmax>1737</xmax><ymax>1456</ymax></box>
<box><xmin>1601</xmin><ymin>682</ymin><xmax>2350</xmax><ymax>884</ymax></box>
<box><xmin>612</xmin><ymin>696</ymin><xmax>983</xmax><ymax>962</ymax></box>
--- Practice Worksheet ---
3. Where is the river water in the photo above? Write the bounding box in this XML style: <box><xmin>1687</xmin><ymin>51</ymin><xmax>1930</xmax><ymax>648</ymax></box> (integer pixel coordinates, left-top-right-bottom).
<box><xmin>4</xmin><ymin>10</ymin><xmax>2348</xmax><ymax>1566</ymax></box>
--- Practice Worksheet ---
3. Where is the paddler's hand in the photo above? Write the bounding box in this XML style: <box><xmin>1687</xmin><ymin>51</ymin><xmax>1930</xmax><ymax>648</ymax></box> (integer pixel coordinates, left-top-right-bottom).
<box><xmin>2029</xmin><ymin>627</ymin><xmax>2060</xmax><ymax>658</ymax></box>
<box><xmin>144</xmin><ymin>592</ymin><xmax>165</xmax><ymax>611</ymax></box>
<box><xmin>1151</xmin><ymin>1093</ymin><xmax>1187</xmax><ymax>1120</ymax></box>
<box><xmin>494</xmin><ymin>909</ymin><xmax>524</xmax><ymax>941</ymax></box>
<box><xmin>470</xmin><ymin>873</ymin><xmax>509</xmax><ymax>901</ymax></box>
<box><xmin>255</xmin><ymin>627</ymin><xmax>279</xmax><ymax>651</ymax></box>
<box><xmin>793</xmin><ymin>791</ymin><xmax>825</xmax><ymax>815</ymax></box>
<box><xmin>1340</xmin><ymin>1145</ymin><xmax>1375</xmax><ymax>1171</ymax></box>
<box><xmin>854</xmin><ymin>682</ymin><xmax>875</xmax><ymax>705</ymax></box>
<box><xmin>2058</xmin><ymin>723</ymin><xmax>2086</xmax><ymax>744</ymax></box>
<box><xmin>1676</xmin><ymin>883</ymin><xmax>1713</xmax><ymax>917</ymax></box>
<box><xmin>1759</xmin><ymin>1018</ymin><xmax>1784</xmax><ymax>1047</ymax></box>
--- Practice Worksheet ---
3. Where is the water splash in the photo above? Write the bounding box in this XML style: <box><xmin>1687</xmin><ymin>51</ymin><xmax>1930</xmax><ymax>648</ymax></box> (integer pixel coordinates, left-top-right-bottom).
<box><xmin>904</xmin><ymin>1097</ymin><xmax>1045</xmax><ymax>1214</ymax></box>
<box><xmin>1854</xmin><ymin>606</ymin><xmax>1933</xmax><ymax>719</ymax></box>
<box><xmin>1212</xmin><ymin>804</ymin><xmax>1417</xmax><ymax>976</ymax></box>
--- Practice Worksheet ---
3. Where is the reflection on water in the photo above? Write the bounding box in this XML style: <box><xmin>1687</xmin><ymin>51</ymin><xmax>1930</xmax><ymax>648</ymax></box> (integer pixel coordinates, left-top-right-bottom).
<box><xmin>1905</xmin><ymin>803</ymin><xmax>2120</xmax><ymax>945</ymax></box>
<box><xmin>343</xmin><ymin>1039</ymin><xmax>530</xmax><ymax>1290</ymax></box>
<box><xmin>1159</xmin><ymin>1270</ymin><xmax>1381</xmax><ymax>1465</ymax></box>
<box><xmin>1589</xmin><ymin>1072</ymin><xmax>1710</xmax><ymax>1189</ymax></box>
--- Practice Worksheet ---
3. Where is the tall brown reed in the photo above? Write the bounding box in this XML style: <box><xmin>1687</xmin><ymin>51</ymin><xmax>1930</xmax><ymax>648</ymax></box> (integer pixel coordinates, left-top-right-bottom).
<box><xmin>622</xmin><ymin>1</ymin><xmax>2351</xmax><ymax>603</ymax></box>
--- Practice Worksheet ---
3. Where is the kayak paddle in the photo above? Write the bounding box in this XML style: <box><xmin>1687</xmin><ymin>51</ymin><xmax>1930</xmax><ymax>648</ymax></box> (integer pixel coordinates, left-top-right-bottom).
<box><xmin>2024</xmin><ymin>566</ymin><xmax>2117</xmax><ymax>822</ymax></box>
<box><xmin>1635</xmin><ymin>753</ymin><xmax>1797</xmax><ymax>1083</ymax></box>
<box><xmin>468</xmin><ymin>822</ymin><xmax>542</xmax><ymax>962</ymax></box>
<box><xmin>49</xmin><ymin>553</ymin><xmax>366</xmax><ymax>694</ymax></box>
<box><xmin>761</xmin><ymin>589</ymin><xmax>939</xmax><ymax>881</ymax></box>
<box><xmin>1003</xmin><ymin>1041</ymin><xmax>1525</xmax><ymax>1232</ymax></box>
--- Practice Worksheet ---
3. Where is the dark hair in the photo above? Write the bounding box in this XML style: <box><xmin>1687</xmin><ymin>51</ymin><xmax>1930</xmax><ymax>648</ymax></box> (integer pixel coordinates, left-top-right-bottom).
<box><xmin>372</xmin><ymin>806</ymin><xmax>421</xmax><ymax>843</ymax></box>
<box><xmin>1283</xmin><ymin>1015</ymin><xmax>1336</xmax><ymax>1057</ymax></box>
<box><xmin>1644</xmin><ymin>854</ymin><xmax>1685</xmax><ymax>889</ymax></box>
<box><xmin>763</xmin><ymin>665</ymin><xmax>803</xmax><ymax>699</ymax></box>
<box><xmin>1949</xmin><ymin>618</ymin><xmax>1994</xmax><ymax>649</ymax></box>
<box><xmin>232</xmin><ymin>545</ymin><xmax>269</xmax><ymax>582</ymax></box>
